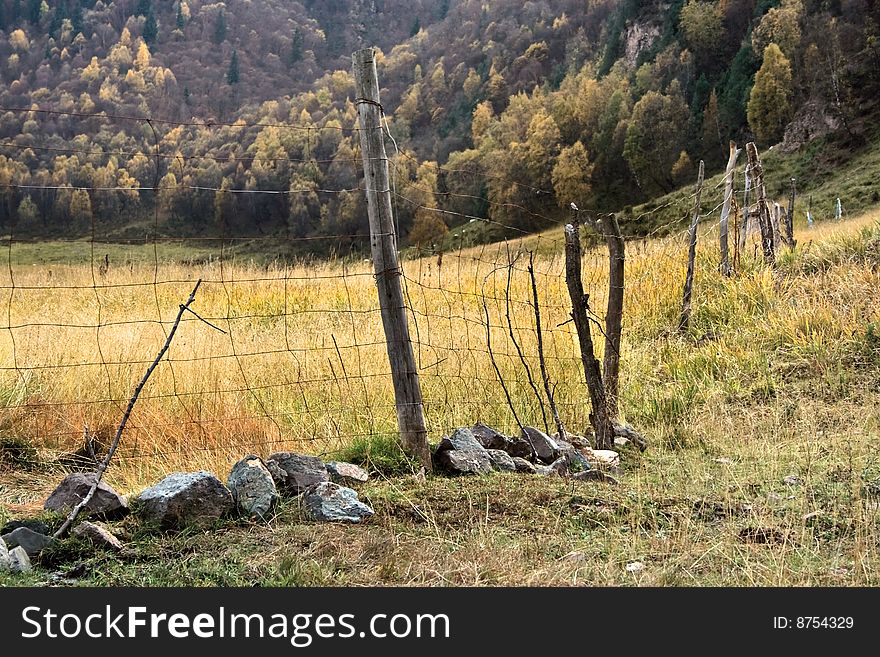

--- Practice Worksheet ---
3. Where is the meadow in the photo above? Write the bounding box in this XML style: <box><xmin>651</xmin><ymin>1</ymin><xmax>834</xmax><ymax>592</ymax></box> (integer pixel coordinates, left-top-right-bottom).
<box><xmin>2</xmin><ymin>207</ymin><xmax>880</xmax><ymax>586</ymax></box>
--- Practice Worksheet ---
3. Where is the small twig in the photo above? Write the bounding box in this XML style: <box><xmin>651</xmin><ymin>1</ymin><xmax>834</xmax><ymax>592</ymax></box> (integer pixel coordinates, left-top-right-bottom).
<box><xmin>53</xmin><ymin>280</ymin><xmax>204</xmax><ymax>539</ymax></box>
<box><xmin>183</xmin><ymin>306</ymin><xmax>227</xmax><ymax>334</ymax></box>
<box><xmin>505</xmin><ymin>245</ymin><xmax>548</xmax><ymax>432</ymax></box>
<box><xmin>529</xmin><ymin>251</ymin><xmax>565</xmax><ymax>439</ymax></box>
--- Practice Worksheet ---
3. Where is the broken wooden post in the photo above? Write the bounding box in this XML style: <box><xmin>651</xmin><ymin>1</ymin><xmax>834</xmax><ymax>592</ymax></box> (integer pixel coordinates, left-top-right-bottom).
<box><xmin>719</xmin><ymin>142</ymin><xmax>740</xmax><ymax>276</ymax></box>
<box><xmin>679</xmin><ymin>160</ymin><xmax>704</xmax><ymax>333</ymax></box>
<box><xmin>745</xmin><ymin>142</ymin><xmax>775</xmax><ymax>265</ymax></box>
<box><xmin>353</xmin><ymin>47</ymin><xmax>431</xmax><ymax>471</ymax></box>
<box><xmin>601</xmin><ymin>213</ymin><xmax>625</xmax><ymax>421</ymax></box>
<box><xmin>564</xmin><ymin>221</ymin><xmax>613</xmax><ymax>450</ymax></box>
<box><xmin>739</xmin><ymin>163</ymin><xmax>751</xmax><ymax>254</ymax></box>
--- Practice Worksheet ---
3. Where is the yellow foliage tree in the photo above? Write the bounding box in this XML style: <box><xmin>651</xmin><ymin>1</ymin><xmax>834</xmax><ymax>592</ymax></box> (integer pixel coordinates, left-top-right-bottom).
<box><xmin>747</xmin><ymin>43</ymin><xmax>793</xmax><ymax>145</ymax></box>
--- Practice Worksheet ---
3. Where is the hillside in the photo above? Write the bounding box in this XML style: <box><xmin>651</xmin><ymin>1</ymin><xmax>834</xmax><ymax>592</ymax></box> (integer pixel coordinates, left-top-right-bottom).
<box><xmin>0</xmin><ymin>1</ymin><xmax>878</xmax><ymax>254</ymax></box>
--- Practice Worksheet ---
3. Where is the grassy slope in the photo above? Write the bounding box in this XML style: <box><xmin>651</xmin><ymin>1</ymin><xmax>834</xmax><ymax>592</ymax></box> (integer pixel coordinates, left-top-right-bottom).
<box><xmin>2</xmin><ymin>206</ymin><xmax>880</xmax><ymax>587</ymax></box>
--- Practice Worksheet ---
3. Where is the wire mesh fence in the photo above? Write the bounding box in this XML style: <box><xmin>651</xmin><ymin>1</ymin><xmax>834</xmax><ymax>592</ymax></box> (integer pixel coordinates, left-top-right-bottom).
<box><xmin>0</xmin><ymin>105</ymin><xmax>776</xmax><ymax>480</ymax></box>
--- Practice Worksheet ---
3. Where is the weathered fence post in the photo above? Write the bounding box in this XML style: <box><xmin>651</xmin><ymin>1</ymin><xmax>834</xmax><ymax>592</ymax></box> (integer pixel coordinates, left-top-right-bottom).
<box><xmin>679</xmin><ymin>160</ymin><xmax>704</xmax><ymax>333</ymax></box>
<box><xmin>786</xmin><ymin>177</ymin><xmax>797</xmax><ymax>248</ymax></box>
<box><xmin>719</xmin><ymin>142</ymin><xmax>740</xmax><ymax>276</ymax></box>
<box><xmin>352</xmin><ymin>48</ymin><xmax>431</xmax><ymax>471</ymax></box>
<box><xmin>739</xmin><ymin>163</ymin><xmax>752</xmax><ymax>254</ymax></box>
<box><xmin>601</xmin><ymin>213</ymin><xmax>624</xmax><ymax>421</ymax></box>
<box><xmin>745</xmin><ymin>142</ymin><xmax>775</xmax><ymax>265</ymax></box>
<box><xmin>564</xmin><ymin>221</ymin><xmax>613</xmax><ymax>450</ymax></box>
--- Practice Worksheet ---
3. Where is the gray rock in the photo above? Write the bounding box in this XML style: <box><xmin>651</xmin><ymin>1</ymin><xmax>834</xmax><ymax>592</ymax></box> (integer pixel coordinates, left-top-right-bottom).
<box><xmin>0</xmin><ymin>537</ymin><xmax>9</xmax><ymax>572</ymax></box>
<box><xmin>437</xmin><ymin>448</ymin><xmax>494</xmax><ymax>475</ymax></box>
<box><xmin>435</xmin><ymin>428</ymin><xmax>486</xmax><ymax>454</ymax></box>
<box><xmin>470</xmin><ymin>423</ymin><xmax>509</xmax><ymax>450</ymax></box>
<box><xmin>535</xmin><ymin>464</ymin><xmax>560</xmax><ymax>477</ymax></box>
<box><xmin>1</xmin><ymin>527</ymin><xmax>54</xmax><ymax>557</ymax></box>
<box><xmin>71</xmin><ymin>522</ymin><xmax>123</xmax><ymax>551</ymax></box>
<box><xmin>486</xmin><ymin>449</ymin><xmax>517</xmax><ymax>472</ymax></box>
<box><xmin>547</xmin><ymin>456</ymin><xmax>570</xmax><ymax>477</ymax></box>
<box><xmin>561</xmin><ymin>449</ymin><xmax>593</xmax><ymax>473</ymax></box>
<box><xmin>9</xmin><ymin>546</ymin><xmax>31</xmax><ymax>573</ymax></box>
<box><xmin>783</xmin><ymin>474</ymin><xmax>802</xmax><ymax>486</ymax></box>
<box><xmin>134</xmin><ymin>471</ymin><xmax>233</xmax><ymax>530</ymax></box>
<box><xmin>1</xmin><ymin>519</ymin><xmax>50</xmax><ymax>536</ymax></box>
<box><xmin>512</xmin><ymin>457</ymin><xmax>537</xmax><ymax>474</ymax></box>
<box><xmin>266</xmin><ymin>453</ymin><xmax>329</xmax><ymax>496</ymax></box>
<box><xmin>44</xmin><ymin>473</ymin><xmax>128</xmax><ymax>520</ymax></box>
<box><xmin>325</xmin><ymin>461</ymin><xmax>369</xmax><ymax>484</ymax></box>
<box><xmin>521</xmin><ymin>426</ymin><xmax>560</xmax><ymax>464</ymax></box>
<box><xmin>572</xmin><ymin>470</ymin><xmax>620</xmax><ymax>486</ymax></box>
<box><xmin>228</xmin><ymin>455</ymin><xmax>278</xmax><ymax>519</ymax></box>
<box><xmin>303</xmin><ymin>482</ymin><xmax>374</xmax><ymax>523</ymax></box>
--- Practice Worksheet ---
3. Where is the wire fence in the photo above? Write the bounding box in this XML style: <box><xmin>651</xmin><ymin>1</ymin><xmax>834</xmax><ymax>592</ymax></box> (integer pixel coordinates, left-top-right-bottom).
<box><xmin>0</xmin><ymin>105</ymin><xmax>772</xmax><ymax>478</ymax></box>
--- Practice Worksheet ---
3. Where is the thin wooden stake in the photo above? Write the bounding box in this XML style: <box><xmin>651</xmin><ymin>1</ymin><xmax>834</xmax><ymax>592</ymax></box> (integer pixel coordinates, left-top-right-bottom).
<box><xmin>679</xmin><ymin>160</ymin><xmax>704</xmax><ymax>333</ymax></box>
<box><xmin>719</xmin><ymin>142</ymin><xmax>740</xmax><ymax>276</ymax></box>
<box><xmin>745</xmin><ymin>142</ymin><xmax>776</xmax><ymax>265</ymax></box>
<box><xmin>54</xmin><ymin>280</ymin><xmax>204</xmax><ymax>539</ymax></box>
<box><xmin>528</xmin><ymin>252</ymin><xmax>565</xmax><ymax>439</ymax></box>
<box><xmin>601</xmin><ymin>213</ymin><xmax>625</xmax><ymax>421</ymax></box>
<box><xmin>786</xmin><ymin>177</ymin><xmax>797</xmax><ymax>249</ymax></box>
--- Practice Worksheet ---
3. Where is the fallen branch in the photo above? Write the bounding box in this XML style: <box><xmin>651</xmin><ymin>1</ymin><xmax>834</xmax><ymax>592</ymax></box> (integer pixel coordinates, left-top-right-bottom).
<box><xmin>54</xmin><ymin>280</ymin><xmax>205</xmax><ymax>539</ymax></box>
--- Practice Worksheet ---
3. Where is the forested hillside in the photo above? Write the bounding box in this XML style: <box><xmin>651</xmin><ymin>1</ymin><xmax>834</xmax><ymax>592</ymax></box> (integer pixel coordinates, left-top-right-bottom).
<box><xmin>0</xmin><ymin>0</ymin><xmax>878</xmax><ymax>253</ymax></box>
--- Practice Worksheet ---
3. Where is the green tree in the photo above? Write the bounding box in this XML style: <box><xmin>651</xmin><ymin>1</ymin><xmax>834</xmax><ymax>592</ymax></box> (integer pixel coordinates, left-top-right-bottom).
<box><xmin>751</xmin><ymin>0</ymin><xmax>802</xmax><ymax>59</ymax></box>
<box><xmin>176</xmin><ymin>2</ymin><xmax>186</xmax><ymax>30</ymax></box>
<box><xmin>747</xmin><ymin>43</ymin><xmax>793</xmax><ymax>145</ymax></box>
<box><xmin>143</xmin><ymin>7</ymin><xmax>158</xmax><ymax>45</ymax></box>
<box><xmin>17</xmin><ymin>195</ymin><xmax>39</xmax><ymax>226</ymax></box>
<box><xmin>26</xmin><ymin>0</ymin><xmax>40</xmax><ymax>24</ymax></box>
<box><xmin>624</xmin><ymin>86</ymin><xmax>690</xmax><ymax>193</ymax></box>
<box><xmin>213</xmin><ymin>10</ymin><xmax>227</xmax><ymax>44</ymax></box>
<box><xmin>136</xmin><ymin>0</ymin><xmax>152</xmax><ymax>17</ymax></box>
<box><xmin>288</xmin><ymin>27</ymin><xmax>303</xmax><ymax>65</ymax></box>
<box><xmin>227</xmin><ymin>50</ymin><xmax>240</xmax><ymax>85</ymax></box>
<box><xmin>679</xmin><ymin>1</ymin><xmax>725</xmax><ymax>69</ymax></box>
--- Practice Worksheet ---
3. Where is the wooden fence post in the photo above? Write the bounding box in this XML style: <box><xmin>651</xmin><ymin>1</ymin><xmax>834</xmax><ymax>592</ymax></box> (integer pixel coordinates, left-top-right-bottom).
<box><xmin>745</xmin><ymin>142</ymin><xmax>775</xmax><ymax>265</ymax></box>
<box><xmin>786</xmin><ymin>177</ymin><xmax>797</xmax><ymax>248</ymax></box>
<box><xmin>352</xmin><ymin>48</ymin><xmax>431</xmax><ymax>471</ymax></box>
<box><xmin>679</xmin><ymin>160</ymin><xmax>704</xmax><ymax>333</ymax></box>
<box><xmin>601</xmin><ymin>213</ymin><xmax>624</xmax><ymax>422</ymax></box>
<box><xmin>719</xmin><ymin>142</ymin><xmax>740</xmax><ymax>276</ymax></box>
<box><xmin>564</xmin><ymin>221</ymin><xmax>613</xmax><ymax>450</ymax></box>
<box><xmin>739</xmin><ymin>163</ymin><xmax>752</xmax><ymax>254</ymax></box>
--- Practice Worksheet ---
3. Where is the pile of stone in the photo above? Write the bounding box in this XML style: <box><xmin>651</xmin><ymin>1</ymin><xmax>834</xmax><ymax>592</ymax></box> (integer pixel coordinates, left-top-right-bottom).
<box><xmin>433</xmin><ymin>423</ymin><xmax>621</xmax><ymax>484</ymax></box>
<box><xmin>0</xmin><ymin>452</ymin><xmax>373</xmax><ymax>575</ymax></box>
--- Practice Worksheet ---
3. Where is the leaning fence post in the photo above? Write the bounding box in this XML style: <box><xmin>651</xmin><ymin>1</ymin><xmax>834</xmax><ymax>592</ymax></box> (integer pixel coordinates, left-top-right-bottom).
<box><xmin>719</xmin><ymin>141</ymin><xmax>740</xmax><ymax>276</ymax></box>
<box><xmin>601</xmin><ymin>213</ymin><xmax>624</xmax><ymax>421</ymax></box>
<box><xmin>745</xmin><ymin>142</ymin><xmax>775</xmax><ymax>265</ymax></box>
<box><xmin>352</xmin><ymin>47</ymin><xmax>431</xmax><ymax>471</ymax></box>
<box><xmin>679</xmin><ymin>160</ymin><xmax>704</xmax><ymax>333</ymax></box>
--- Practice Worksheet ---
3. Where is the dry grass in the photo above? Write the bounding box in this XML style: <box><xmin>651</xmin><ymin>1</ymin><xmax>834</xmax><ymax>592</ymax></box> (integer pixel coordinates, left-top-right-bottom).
<box><xmin>2</xmin><ymin>208</ymin><xmax>880</xmax><ymax>586</ymax></box>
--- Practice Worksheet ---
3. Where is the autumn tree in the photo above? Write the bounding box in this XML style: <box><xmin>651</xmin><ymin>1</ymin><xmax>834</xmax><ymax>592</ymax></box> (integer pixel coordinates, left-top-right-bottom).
<box><xmin>751</xmin><ymin>0</ymin><xmax>802</xmax><ymax>59</ymax></box>
<box><xmin>679</xmin><ymin>1</ymin><xmax>725</xmax><ymax>70</ymax></box>
<box><xmin>747</xmin><ymin>43</ymin><xmax>793</xmax><ymax>145</ymax></box>
<box><xmin>551</xmin><ymin>141</ymin><xmax>593</xmax><ymax>208</ymax></box>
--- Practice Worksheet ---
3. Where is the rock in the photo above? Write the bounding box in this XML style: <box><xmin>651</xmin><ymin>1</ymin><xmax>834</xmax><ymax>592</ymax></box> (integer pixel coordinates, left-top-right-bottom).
<box><xmin>470</xmin><ymin>423</ymin><xmax>509</xmax><ymax>450</ymax></box>
<box><xmin>521</xmin><ymin>426</ymin><xmax>559</xmax><ymax>464</ymax></box>
<box><xmin>44</xmin><ymin>473</ymin><xmax>128</xmax><ymax>520</ymax></box>
<box><xmin>9</xmin><ymin>546</ymin><xmax>31</xmax><ymax>573</ymax></box>
<box><xmin>435</xmin><ymin>428</ymin><xmax>486</xmax><ymax>454</ymax></box>
<box><xmin>783</xmin><ymin>475</ymin><xmax>802</xmax><ymax>487</ymax></box>
<box><xmin>584</xmin><ymin>448</ymin><xmax>620</xmax><ymax>471</ymax></box>
<box><xmin>486</xmin><ymin>449</ymin><xmax>517</xmax><ymax>473</ymax></box>
<box><xmin>437</xmin><ymin>449</ymin><xmax>493</xmax><ymax>475</ymax></box>
<box><xmin>303</xmin><ymin>482</ymin><xmax>374</xmax><ymax>523</ymax></box>
<box><xmin>0</xmin><ymin>527</ymin><xmax>54</xmax><ymax>557</ymax></box>
<box><xmin>1</xmin><ymin>519</ymin><xmax>50</xmax><ymax>536</ymax></box>
<box><xmin>228</xmin><ymin>455</ymin><xmax>278</xmax><ymax>519</ymax></box>
<box><xmin>0</xmin><ymin>537</ymin><xmax>9</xmax><ymax>572</ymax></box>
<box><xmin>547</xmin><ymin>456</ymin><xmax>570</xmax><ymax>477</ymax></box>
<box><xmin>134</xmin><ymin>471</ymin><xmax>233</xmax><ymax>530</ymax></box>
<box><xmin>512</xmin><ymin>457</ymin><xmax>537</xmax><ymax>474</ymax></box>
<box><xmin>561</xmin><ymin>449</ymin><xmax>593</xmax><ymax>473</ymax></box>
<box><xmin>572</xmin><ymin>470</ymin><xmax>620</xmax><ymax>486</ymax></box>
<box><xmin>325</xmin><ymin>461</ymin><xmax>369</xmax><ymax>484</ymax></box>
<box><xmin>625</xmin><ymin>560</ymin><xmax>646</xmax><ymax>574</ymax></box>
<box><xmin>71</xmin><ymin>522</ymin><xmax>123</xmax><ymax>551</ymax></box>
<box><xmin>505</xmin><ymin>437</ymin><xmax>534</xmax><ymax>459</ymax></box>
<box><xmin>266</xmin><ymin>453</ymin><xmax>329</xmax><ymax>496</ymax></box>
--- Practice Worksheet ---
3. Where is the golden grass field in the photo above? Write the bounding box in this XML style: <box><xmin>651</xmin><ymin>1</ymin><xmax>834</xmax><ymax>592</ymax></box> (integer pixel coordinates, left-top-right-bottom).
<box><xmin>2</xmin><ymin>208</ymin><xmax>880</xmax><ymax>586</ymax></box>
